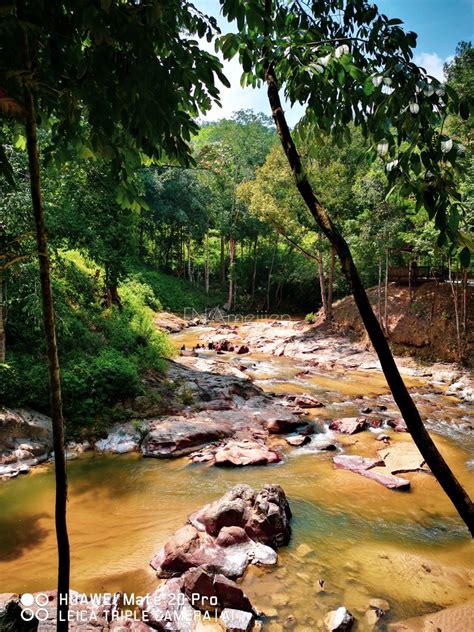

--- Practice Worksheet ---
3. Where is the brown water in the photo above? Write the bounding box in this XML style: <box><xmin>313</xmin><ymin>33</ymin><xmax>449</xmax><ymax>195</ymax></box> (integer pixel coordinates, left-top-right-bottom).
<box><xmin>1</xmin><ymin>325</ymin><xmax>473</xmax><ymax>630</ymax></box>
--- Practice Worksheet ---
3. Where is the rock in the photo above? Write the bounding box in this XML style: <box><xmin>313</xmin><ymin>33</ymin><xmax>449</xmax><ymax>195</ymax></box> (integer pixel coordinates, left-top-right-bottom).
<box><xmin>263</xmin><ymin>413</ymin><xmax>305</xmax><ymax>434</ymax></box>
<box><xmin>365</xmin><ymin>608</ymin><xmax>382</xmax><ymax>627</ymax></box>
<box><xmin>375</xmin><ymin>434</ymin><xmax>391</xmax><ymax>443</ymax></box>
<box><xmin>378</xmin><ymin>443</ymin><xmax>430</xmax><ymax>475</ymax></box>
<box><xmin>237</xmin><ymin>345</ymin><xmax>250</xmax><ymax>355</ymax></box>
<box><xmin>110</xmin><ymin>620</ymin><xmax>155</xmax><ymax>631</ymax></box>
<box><xmin>213</xmin><ymin>574</ymin><xmax>254</xmax><ymax>613</ymax></box>
<box><xmin>154</xmin><ymin>311</ymin><xmax>188</xmax><ymax>333</ymax></box>
<box><xmin>150</xmin><ymin>524</ymin><xmax>277</xmax><ymax>579</ymax></box>
<box><xmin>181</xmin><ymin>567</ymin><xmax>219</xmax><ymax>612</ymax></box>
<box><xmin>219</xmin><ymin>608</ymin><xmax>254</xmax><ymax>632</ymax></box>
<box><xmin>189</xmin><ymin>484</ymin><xmax>292</xmax><ymax>548</ymax></box>
<box><xmin>0</xmin><ymin>408</ymin><xmax>53</xmax><ymax>478</ymax></box>
<box><xmin>95</xmin><ymin>424</ymin><xmax>139</xmax><ymax>454</ymax></box>
<box><xmin>387</xmin><ymin>604</ymin><xmax>474</xmax><ymax>632</ymax></box>
<box><xmin>333</xmin><ymin>455</ymin><xmax>410</xmax><ymax>490</ymax></box>
<box><xmin>284</xmin><ymin>394</ymin><xmax>324</xmax><ymax>408</ymax></box>
<box><xmin>142</xmin><ymin>578</ymin><xmax>196</xmax><ymax>631</ymax></box>
<box><xmin>329</xmin><ymin>417</ymin><xmax>367</xmax><ymax>434</ymax></box>
<box><xmin>324</xmin><ymin>606</ymin><xmax>354</xmax><ymax>631</ymax></box>
<box><xmin>150</xmin><ymin>525</ymin><xmax>201</xmax><ymax>576</ymax></box>
<box><xmin>142</xmin><ymin>416</ymin><xmax>232</xmax><ymax>457</ymax></box>
<box><xmin>285</xmin><ymin>435</ymin><xmax>311</xmax><ymax>447</ymax></box>
<box><xmin>368</xmin><ymin>598</ymin><xmax>390</xmax><ymax>612</ymax></box>
<box><xmin>214</xmin><ymin>440</ymin><xmax>281</xmax><ymax>467</ymax></box>
<box><xmin>387</xmin><ymin>418</ymin><xmax>408</xmax><ymax>433</ymax></box>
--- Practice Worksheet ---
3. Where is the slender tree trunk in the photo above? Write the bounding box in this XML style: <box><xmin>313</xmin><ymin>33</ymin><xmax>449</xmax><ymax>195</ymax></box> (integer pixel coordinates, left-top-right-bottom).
<box><xmin>220</xmin><ymin>234</ymin><xmax>225</xmax><ymax>284</ymax></box>
<box><xmin>408</xmin><ymin>259</ymin><xmax>412</xmax><ymax>304</ymax></box>
<box><xmin>205</xmin><ymin>231</ymin><xmax>209</xmax><ymax>294</ymax></box>
<box><xmin>0</xmin><ymin>275</ymin><xmax>5</xmax><ymax>363</ymax></box>
<box><xmin>263</xmin><ymin>57</ymin><xmax>474</xmax><ymax>534</ymax></box>
<box><xmin>326</xmin><ymin>244</ymin><xmax>335</xmax><ymax>319</ymax></box>
<box><xmin>317</xmin><ymin>252</ymin><xmax>328</xmax><ymax>319</ymax></box>
<box><xmin>377</xmin><ymin>258</ymin><xmax>383</xmax><ymax>332</ymax></box>
<box><xmin>251</xmin><ymin>235</ymin><xmax>258</xmax><ymax>304</ymax></box>
<box><xmin>187</xmin><ymin>237</ymin><xmax>193</xmax><ymax>283</ymax></box>
<box><xmin>23</xmin><ymin>56</ymin><xmax>70</xmax><ymax>626</ymax></box>
<box><xmin>449</xmin><ymin>259</ymin><xmax>462</xmax><ymax>363</ymax></box>
<box><xmin>266</xmin><ymin>232</ymin><xmax>279</xmax><ymax>310</ymax></box>
<box><xmin>384</xmin><ymin>248</ymin><xmax>389</xmax><ymax>335</ymax></box>
<box><xmin>226</xmin><ymin>237</ymin><xmax>235</xmax><ymax>310</ymax></box>
<box><xmin>462</xmin><ymin>268</ymin><xmax>468</xmax><ymax>338</ymax></box>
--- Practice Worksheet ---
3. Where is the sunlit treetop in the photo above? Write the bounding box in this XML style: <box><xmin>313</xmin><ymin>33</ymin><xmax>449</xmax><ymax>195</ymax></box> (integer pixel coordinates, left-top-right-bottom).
<box><xmin>0</xmin><ymin>0</ymin><xmax>229</xmax><ymax>205</ymax></box>
<box><xmin>217</xmin><ymin>0</ymin><xmax>473</xmax><ymax>265</ymax></box>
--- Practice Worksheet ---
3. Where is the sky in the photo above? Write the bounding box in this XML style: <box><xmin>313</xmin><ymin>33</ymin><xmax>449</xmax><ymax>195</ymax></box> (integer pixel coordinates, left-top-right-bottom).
<box><xmin>195</xmin><ymin>0</ymin><xmax>474</xmax><ymax>126</ymax></box>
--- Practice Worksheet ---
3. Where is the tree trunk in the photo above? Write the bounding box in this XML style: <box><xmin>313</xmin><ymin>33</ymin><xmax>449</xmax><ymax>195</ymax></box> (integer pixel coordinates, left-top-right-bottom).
<box><xmin>226</xmin><ymin>237</ymin><xmax>235</xmax><ymax>310</ymax></box>
<box><xmin>205</xmin><ymin>230</ymin><xmax>209</xmax><ymax>294</ymax></box>
<box><xmin>220</xmin><ymin>234</ymin><xmax>226</xmax><ymax>284</ymax></box>
<box><xmin>384</xmin><ymin>248</ymin><xmax>389</xmax><ymax>335</ymax></box>
<box><xmin>317</xmin><ymin>252</ymin><xmax>328</xmax><ymax>318</ymax></box>
<box><xmin>462</xmin><ymin>268</ymin><xmax>468</xmax><ymax>339</ymax></box>
<box><xmin>187</xmin><ymin>237</ymin><xmax>193</xmax><ymax>283</ymax></box>
<box><xmin>0</xmin><ymin>275</ymin><xmax>5</xmax><ymax>363</ymax></box>
<box><xmin>377</xmin><ymin>258</ymin><xmax>383</xmax><ymax>331</ymax></box>
<box><xmin>448</xmin><ymin>259</ymin><xmax>462</xmax><ymax>363</ymax></box>
<box><xmin>251</xmin><ymin>235</ymin><xmax>258</xmax><ymax>303</ymax></box>
<box><xmin>266</xmin><ymin>232</ymin><xmax>279</xmax><ymax>310</ymax></box>
<box><xmin>326</xmin><ymin>244</ymin><xmax>335</xmax><ymax>320</ymax></box>
<box><xmin>263</xmin><ymin>58</ymin><xmax>474</xmax><ymax>535</ymax></box>
<box><xmin>23</xmin><ymin>54</ymin><xmax>70</xmax><ymax>626</ymax></box>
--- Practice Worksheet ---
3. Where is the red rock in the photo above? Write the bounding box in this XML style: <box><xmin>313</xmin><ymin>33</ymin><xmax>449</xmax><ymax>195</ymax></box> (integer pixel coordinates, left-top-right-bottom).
<box><xmin>214</xmin><ymin>440</ymin><xmax>281</xmax><ymax>466</ymax></box>
<box><xmin>387</xmin><ymin>418</ymin><xmax>408</xmax><ymax>433</ymax></box>
<box><xmin>237</xmin><ymin>345</ymin><xmax>250</xmax><ymax>354</ymax></box>
<box><xmin>285</xmin><ymin>435</ymin><xmax>311</xmax><ymax>447</ymax></box>
<box><xmin>263</xmin><ymin>413</ymin><xmax>305</xmax><ymax>434</ymax></box>
<box><xmin>285</xmin><ymin>394</ymin><xmax>324</xmax><ymax>408</ymax></box>
<box><xmin>329</xmin><ymin>417</ymin><xmax>367</xmax><ymax>434</ymax></box>
<box><xmin>220</xmin><ymin>608</ymin><xmax>254</xmax><ymax>632</ymax></box>
<box><xmin>149</xmin><ymin>525</ymin><xmax>201</xmax><ymax>576</ymax></box>
<box><xmin>333</xmin><ymin>455</ymin><xmax>410</xmax><ymax>490</ymax></box>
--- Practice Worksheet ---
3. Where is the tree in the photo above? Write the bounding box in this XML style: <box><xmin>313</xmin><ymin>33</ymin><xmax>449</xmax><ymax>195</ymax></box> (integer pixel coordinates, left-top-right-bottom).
<box><xmin>218</xmin><ymin>0</ymin><xmax>474</xmax><ymax>534</ymax></box>
<box><xmin>0</xmin><ymin>1</ymin><xmax>227</xmax><ymax>627</ymax></box>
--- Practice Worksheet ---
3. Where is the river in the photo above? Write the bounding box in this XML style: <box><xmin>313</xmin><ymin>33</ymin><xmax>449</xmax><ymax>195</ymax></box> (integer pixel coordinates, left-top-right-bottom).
<box><xmin>0</xmin><ymin>322</ymin><xmax>473</xmax><ymax>630</ymax></box>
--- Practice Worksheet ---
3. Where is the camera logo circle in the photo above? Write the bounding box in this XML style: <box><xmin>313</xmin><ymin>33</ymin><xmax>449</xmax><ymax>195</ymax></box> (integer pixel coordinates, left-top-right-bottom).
<box><xmin>20</xmin><ymin>593</ymin><xmax>49</xmax><ymax>622</ymax></box>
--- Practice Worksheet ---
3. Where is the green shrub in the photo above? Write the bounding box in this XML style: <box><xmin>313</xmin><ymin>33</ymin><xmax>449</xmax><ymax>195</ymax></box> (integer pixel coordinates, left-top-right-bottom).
<box><xmin>305</xmin><ymin>312</ymin><xmax>315</xmax><ymax>324</ymax></box>
<box><xmin>0</xmin><ymin>363</ymin><xmax>20</xmax><ymax>405</ymax></box>
<box><xmin>62</xmin><ymin>349</ymin><xmax>142</xmax><ymax>426</ymax></box>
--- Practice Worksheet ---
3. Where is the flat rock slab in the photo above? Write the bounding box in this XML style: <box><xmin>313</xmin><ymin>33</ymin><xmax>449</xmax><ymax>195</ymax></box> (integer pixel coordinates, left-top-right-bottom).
<box><xmin>387</xmin><ymin>604</ymin><xmax>474</xmax><ymax>632</ymax></box>
<box><xmin>142</xmin><ymin>417</ymin><xmax>232</xmax><ymax>457</ymax></box>
<box><xmin>379</xmin><ymin>443</ymin><xmax>431</xmax><ymax>475</ymax></box>
<box><xmin>213</xmin><ymin>439</ymin><xmax>281</xmax><ymax>466</ymax></box>
<box><xmin>333</xmin><ymin>455</ymin><xmax>411</xmax><ymax>490</ymax></box>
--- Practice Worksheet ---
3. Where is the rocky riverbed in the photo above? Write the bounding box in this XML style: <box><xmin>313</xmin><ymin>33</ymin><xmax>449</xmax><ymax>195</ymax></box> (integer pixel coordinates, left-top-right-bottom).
<box><xmin>1</xmin><ymin>317</ymin><xmax>473</xmax><ymax>631</ymax></box>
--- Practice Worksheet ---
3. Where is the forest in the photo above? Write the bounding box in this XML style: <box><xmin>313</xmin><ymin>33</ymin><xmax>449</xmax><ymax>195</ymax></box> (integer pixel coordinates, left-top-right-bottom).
<box><xmin>0</xmin><ymin>1</ymin><xmax>473</xmax><ymax>631</ymax></box>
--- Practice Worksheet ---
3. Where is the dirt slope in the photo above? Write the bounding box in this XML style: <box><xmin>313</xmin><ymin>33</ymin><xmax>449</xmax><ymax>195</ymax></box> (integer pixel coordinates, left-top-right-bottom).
<box><xmin>314</xmin><ymin>281</ymin><xmax>473</xmax><ymax>365</ymax></box>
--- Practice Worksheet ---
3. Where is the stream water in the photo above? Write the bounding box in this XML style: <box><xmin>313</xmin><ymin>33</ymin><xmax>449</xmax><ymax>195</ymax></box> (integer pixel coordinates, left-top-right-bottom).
<box><xmin>1</xmin><ymin>324</ymin><xmax>473</xmax><ymax>630</ymax></box>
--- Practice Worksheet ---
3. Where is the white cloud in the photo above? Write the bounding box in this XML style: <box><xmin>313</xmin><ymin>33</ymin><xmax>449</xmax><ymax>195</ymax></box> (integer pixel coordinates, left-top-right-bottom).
<box><xmin>413</xmin><ymin>52</ymin><xmax>454</xmax><ymax>81</ymax></box>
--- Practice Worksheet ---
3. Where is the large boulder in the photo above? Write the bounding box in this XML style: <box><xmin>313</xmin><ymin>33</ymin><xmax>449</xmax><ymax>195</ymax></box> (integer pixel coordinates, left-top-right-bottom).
<box><xmin>142</xmin><ymin>417</ymin><xmax>232</xmax><ymax>457</ymax></box>
<box><xmin>142</xmin><ymin>578</ymin><xmax>195</xmax><ymax>631</ymax></box>
<box><xmin>149</xmin><ymin>524</ymin><xmax>276</xmax><ymax>579</ymax></box>
<box><xmin>0</xmin><ymin>408</ymin><xmax>53</xmax><ymax>478</ymax></box>
<box><xmin>220</xmin><ymin>608</ymin><xmax>254</xmax><ymax>632</ymax></box>
<box><xmin>95</xmin><ymin>423</ymin><xmax>139</xmax><ymax>454</ymax></box>
<box><xmin>180</xmin><ymin>567</ymin><xmax>254</xmax><ymax>614</ymax></box>
<box><xmin>189</xmin><ymin>484</ymin><xmax>292</xmax><ymax>548</ymax></box>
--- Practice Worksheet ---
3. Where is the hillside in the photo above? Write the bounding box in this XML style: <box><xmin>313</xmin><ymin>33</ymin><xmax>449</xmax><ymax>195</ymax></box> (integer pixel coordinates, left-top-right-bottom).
<box><xmin>314</xmin><ymin>281</ymin><xmax>473</xmax><ymax>365</ymax></box>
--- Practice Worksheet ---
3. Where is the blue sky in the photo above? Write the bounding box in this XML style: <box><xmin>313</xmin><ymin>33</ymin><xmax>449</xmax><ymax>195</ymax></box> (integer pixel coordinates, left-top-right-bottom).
<box><xmin>195</xmin><ymin>0</ymin><xmax>473</xmax><ymax>125</ymax></box>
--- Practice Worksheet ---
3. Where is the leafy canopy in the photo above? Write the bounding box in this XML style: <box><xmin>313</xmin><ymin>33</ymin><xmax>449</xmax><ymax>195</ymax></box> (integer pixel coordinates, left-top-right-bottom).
<box><xmin>217</xmin><ymin>0</ymin><xmax>473</xmax><ymax>265</ymax></box>
<box><xmin>0</xmin><ymin>0</ymin><xmax>229</xmax><ymax>200</ymax></box>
